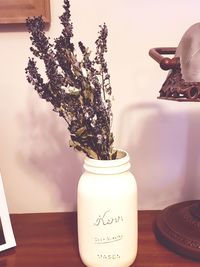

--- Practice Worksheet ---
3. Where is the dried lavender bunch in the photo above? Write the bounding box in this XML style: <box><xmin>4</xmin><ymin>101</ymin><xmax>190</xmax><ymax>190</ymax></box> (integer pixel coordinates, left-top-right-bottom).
<box><xmin>25</xmin><ymin>0</ymin><xmax>115</xmax><ymax>160</ymax></box>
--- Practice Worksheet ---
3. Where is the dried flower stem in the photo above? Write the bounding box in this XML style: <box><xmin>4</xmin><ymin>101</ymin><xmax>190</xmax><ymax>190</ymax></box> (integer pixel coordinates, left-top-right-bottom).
<box><xmin>25</xmin><ymin>0</ymin><xmax>115</xmax><ymax>160</ymax></box>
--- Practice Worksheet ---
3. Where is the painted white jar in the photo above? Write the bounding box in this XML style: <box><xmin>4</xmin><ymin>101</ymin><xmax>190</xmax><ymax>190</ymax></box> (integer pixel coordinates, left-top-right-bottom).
<box><xmin>77</xmin><ymin>150</ymin><xmax>138</xmax><ymax>267</ymax></box>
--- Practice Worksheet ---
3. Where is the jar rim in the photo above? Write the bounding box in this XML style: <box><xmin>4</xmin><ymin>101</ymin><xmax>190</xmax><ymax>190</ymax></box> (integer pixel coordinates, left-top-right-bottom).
<box><xmin>84</xmin><ymin>149</ymin><xmax>130</xmax><ymax>169</ymax></box>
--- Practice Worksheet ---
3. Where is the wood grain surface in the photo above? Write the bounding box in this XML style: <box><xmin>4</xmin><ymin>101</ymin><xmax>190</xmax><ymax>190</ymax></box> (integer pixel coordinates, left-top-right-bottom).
<box><xmin>0</xmin><ymin>0</ymin><xmax>50</xmax><ymax>24</ymax></box>
<box><xmin>0</xmin><ymin>211</ymin><xmax>199</xmax><ymax>267</ymax></box>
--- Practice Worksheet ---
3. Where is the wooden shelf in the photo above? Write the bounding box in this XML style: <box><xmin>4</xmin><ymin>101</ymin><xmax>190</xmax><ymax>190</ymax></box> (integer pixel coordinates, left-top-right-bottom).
<box><xmin>0</xmin><ymin>0</ymin><xmax>50</xmax><ymax>24</ymax></box>
<box><xmin>0</xmin><ymin>211</ymin><xmax>199</xmax><ymax>266</ymax></box>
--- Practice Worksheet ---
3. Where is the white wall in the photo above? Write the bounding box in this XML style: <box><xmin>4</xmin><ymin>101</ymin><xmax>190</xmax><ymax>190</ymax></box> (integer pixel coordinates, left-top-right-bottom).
<box><xmin>1</xmin><ymin>0</ymin><xmax>200</xmax><ymax>213</ymax></box>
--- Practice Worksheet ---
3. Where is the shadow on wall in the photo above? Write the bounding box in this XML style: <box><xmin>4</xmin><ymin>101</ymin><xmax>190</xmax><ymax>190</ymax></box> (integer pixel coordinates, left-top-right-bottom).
<box><xmin>17</xmin><ymin>92</ymin><xmax>82</xmax><ymax>211</ymax></box>
<box><xmin>182</xmin><ymin>110</ymin><xmax>200</xmax><ymax>199</ymax></box>
<box><xmin>0</xmin><ymin>23</ymin><xmax>50</xmax><ymax>33</ymax></box>
<box><xmin>118</xmin><ymin>101</ymin><xmax>200</xmax><ymax>209</ymax></box>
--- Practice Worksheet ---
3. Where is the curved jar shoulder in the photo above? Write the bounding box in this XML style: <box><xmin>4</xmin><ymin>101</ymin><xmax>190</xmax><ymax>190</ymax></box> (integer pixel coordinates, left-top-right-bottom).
<box><xmin>77</xmin><ymin>150</ymin><xmax>138</xmax><ymax>267</ymax></box>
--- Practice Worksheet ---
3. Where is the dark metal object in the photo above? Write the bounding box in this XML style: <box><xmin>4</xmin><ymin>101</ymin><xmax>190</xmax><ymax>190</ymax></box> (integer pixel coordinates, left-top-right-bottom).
<box><xmin>155</xmin><ymin>201</ymin><xmax>200</xmax><ymax>260</ymax></box>
<box><xmin>149</xmin><ymin>46</ymin><xmax>200</xmax><ymax>260</ymax></box>
<box><xmin>149</xmin><ymin>47</ymin><xmax>200</xmax><ymax>101</ymax></box>
<box><xmin>149</xmin><ymin>47</ymin><xmax>179</xmax><ymax>70</ymax></box>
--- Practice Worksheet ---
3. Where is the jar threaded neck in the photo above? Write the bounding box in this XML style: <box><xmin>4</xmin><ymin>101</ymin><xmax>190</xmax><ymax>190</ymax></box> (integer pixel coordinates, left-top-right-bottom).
<box><xmin>83</xmin><ymin>150</ymin><xmax>131</xmax><ymax>175</ymax></box>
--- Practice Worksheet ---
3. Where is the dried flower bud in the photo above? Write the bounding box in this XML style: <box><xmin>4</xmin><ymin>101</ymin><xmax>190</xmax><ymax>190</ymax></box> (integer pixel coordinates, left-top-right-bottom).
<box><xmin>25</xmin><ymin>0</ymin><xmax>114</xmax><ymax>160</ymax></box>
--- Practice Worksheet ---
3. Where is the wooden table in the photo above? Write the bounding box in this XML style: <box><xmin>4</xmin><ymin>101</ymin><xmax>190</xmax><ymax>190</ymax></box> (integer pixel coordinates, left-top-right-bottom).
<box><xmin>0</xmin><ymin>211</ymin><xmax>199</xmax><ymax>267</ymax></box>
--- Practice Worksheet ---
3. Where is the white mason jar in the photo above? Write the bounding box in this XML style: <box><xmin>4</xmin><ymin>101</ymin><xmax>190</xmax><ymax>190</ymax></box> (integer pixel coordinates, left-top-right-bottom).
<box><xmin>77</xmin><ymin>150</ymin><xmax>138</xmax><ymax>267</ymax></box>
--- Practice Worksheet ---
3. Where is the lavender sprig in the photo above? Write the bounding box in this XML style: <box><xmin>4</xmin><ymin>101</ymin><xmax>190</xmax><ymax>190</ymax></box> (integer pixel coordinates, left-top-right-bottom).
<box><xmin>25</xmin><ymin>0</ymin><xmax>115</xmax><ymax>160</ymax></box>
